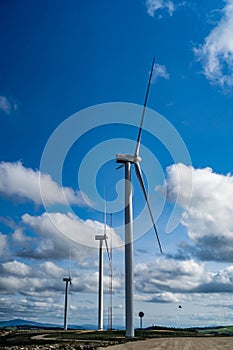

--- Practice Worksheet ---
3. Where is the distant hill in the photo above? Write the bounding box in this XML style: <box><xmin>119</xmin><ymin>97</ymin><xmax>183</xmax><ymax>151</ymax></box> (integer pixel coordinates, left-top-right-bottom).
<box><xmin>0</xmin><ymin>318</ymin><xmax>99</xmax><ymax>330</ymax></box>
<box><xmin>0</xmin><ymin>319</ymin><xmax>60</xmax><ymax>329</ymax></box>
<box><xmin>145</xmin><ymin>324</ymin><xmax>233</xmax><ymax>335</ymax></box>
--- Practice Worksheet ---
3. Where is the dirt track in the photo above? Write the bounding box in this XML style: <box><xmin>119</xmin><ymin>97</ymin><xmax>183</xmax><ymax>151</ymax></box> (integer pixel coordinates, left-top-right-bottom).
<box><xmin>98</xmin><ymin>337</ymin><xmax>233</xmax><ymax>350</ymax></box>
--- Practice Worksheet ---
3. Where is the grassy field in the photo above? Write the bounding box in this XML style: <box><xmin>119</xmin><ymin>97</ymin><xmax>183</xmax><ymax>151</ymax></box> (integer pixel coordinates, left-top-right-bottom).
<box><xmin>198</xmin><ymin>325</ymin><xmax>233</xmax><ymax>335</ymax></box>
<box><xmin>1</xmin><ymin>326</ymin><xmax>233</xmax><ymax>349</ymax></box>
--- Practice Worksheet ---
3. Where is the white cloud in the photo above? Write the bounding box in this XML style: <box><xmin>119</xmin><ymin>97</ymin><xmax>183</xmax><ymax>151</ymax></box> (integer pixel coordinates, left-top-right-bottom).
<box><xmin>72</xmin><ymin>273</ymin><xmax>98</xmax><ymax>293</ymax></box>
<box><xmin>0</xmin><ymin>232</ymin><xmax>8</xmax><ymax>256</ymax></box>
<box><xmin>18</xmin><ymin>211</ymin><xmax>123</xmax><ymax>269</ymax></box>
<box><xmin>163</xmin><ymin>163</ymin><xmax>233</xmax><ymax>261</ymax></box>
<box><xmin>39</xmin><ymin>261</ymin><xmax>64</xmax><ymax>278</ymax></box>
<box><xmin>146</xmin><ymin>0</ymin><xmax>176</xmax><ymax>17</ymax></box>
<box><xmin>0</xmin><ymin>258</ymin><xmax>118</xmax><ymax>296</ymax></box>
<box><xmin>0</xmin><ymin>260</ymin><xmax>64</xmax><ymax>294</ymax></box>
<box><xmin>135</xmin><ymin>291</ymin><xmax>182</xmax><ymax>303</ymax></box>
<box><xmin>135</xmin><ymin>257</ymin><xmax>233</xmax><ymax>297</ymax></box>
<box><xmin>22</xmin><ymin>211</ymin><xmax>123</xmax><ymax>251</ymax></box>
<box><xmin>2</xmin><ymin>260</ymin><xmax>31</xmax><ymax>277</ymax></box>
<box><xmin>135</xmin><ymin>258</ymin><xmax>208</xmax><ymax>294</ymax></box>
<box><xmin>1</xmin><ymin>254</ymin><xmax>233</xmax><ymax>323</ymax></box>
<box><xmin>0</xmin><ymin>161</ymin><xmax>87</xmax><ymax>207</ymax></box>
<box><xmin>0</xmin><ymin>276</ymin><xmax>25</xmax><ymax>292</ymax></box>
<box><xmin>0</xmin><ymin>96</ymin><xmax>11</xmax><ymax>115</ymax></box>
<box><xmin>20</xmin><ymin>212</ymin><xmax>88</xmax><ymax>261</ymax></box>
<box><xmin>152</xmin><ymin>63</ymin><xmax>170</xmax><ymax>81</ymax></box>
<box><xmin>0</xmin><ymin>96</ymin><xmax>17</xmax><ymax>115</ymax></box>
<box><xmin>198</xmin><ymin>265</ymin><xmax>233</xmax><ymax>293</ymax></box>
<box><xmin>0</xmin><ymin>294</ymin><xmax>63</xmax><ymax>323</ymax></box>
<box><xmin>194</xmin><ymin>0</ymin><xmax>233</xmax><ymax>87</ymax></box>
<box><xmin>12</xmin><ymin>228</ymin><xmax>31</xmax><ymax>243</ymax></box>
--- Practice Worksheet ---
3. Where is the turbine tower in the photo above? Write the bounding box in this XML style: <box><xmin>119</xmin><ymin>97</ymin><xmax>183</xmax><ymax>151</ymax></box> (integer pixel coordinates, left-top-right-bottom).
<box><xmin>116</xmin><ymin>57</ymin><xmax>163</xmax><ymax>338</ymax></box>
<box><xmin>95</xmin><ymin>199</ymin><xmax>111</xmax><ymax>331</ymax></box>
<box><xmin>108</xmin><ymin>213</ymin><xmax>113</xmax><ymax>331</ymax></box>
<box><xmin>63</xmin><ymin>251</ymin><xmax>73</xmax><ymax>331</ymax></box>
<box><xmin>63</xmin><ymin>275</ymin><xmax>72</xmax><ymax>331</ymax></box>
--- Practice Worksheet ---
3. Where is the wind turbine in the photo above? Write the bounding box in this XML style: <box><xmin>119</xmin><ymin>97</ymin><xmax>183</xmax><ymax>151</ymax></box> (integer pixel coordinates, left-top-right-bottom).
<box><xmin>63</xmin><ymin>253</ymin><xmax>72</xmax><ymax>331</ymax></box>
<box><xmin>108</xmin><ymin>213</ymin><xmax>113</xmax><ymax>331</ymax></box>
<box><xmin>95</xmin><ymin>198</ymin><xmax>111</xmax><ymax>331</ymax></box>
<box><xmin>116</xmin><ymin>57</ymin><xmax>163</xmax><ymax>338</ymax></box>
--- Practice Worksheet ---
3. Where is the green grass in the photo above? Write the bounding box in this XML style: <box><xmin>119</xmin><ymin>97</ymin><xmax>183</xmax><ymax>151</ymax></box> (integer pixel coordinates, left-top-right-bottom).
<box><xmin>0</xmin><ymin>329</ymin><xmax>127</xmax><ymax>348</ymax></box>
<box><xmin>1</xmin><ymin>326</ymin><xmax>233</xmax><ymax>348</ymax></box>
<box><xmin>198</xmin><ymin>326</ymin><xmax>233</xmax><ymax>335</ymax></box>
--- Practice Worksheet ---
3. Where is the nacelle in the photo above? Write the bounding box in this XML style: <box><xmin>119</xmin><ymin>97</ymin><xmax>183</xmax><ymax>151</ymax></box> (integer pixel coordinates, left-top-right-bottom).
<box><xmin>116</xmin><ymin>153</ymin><xmax>142</xmax><ymax>164</ymax></box>
<box><xmin>95</xmin><ymin>234</ymin><xmax>108</xmax><ymax>240</ymax></box>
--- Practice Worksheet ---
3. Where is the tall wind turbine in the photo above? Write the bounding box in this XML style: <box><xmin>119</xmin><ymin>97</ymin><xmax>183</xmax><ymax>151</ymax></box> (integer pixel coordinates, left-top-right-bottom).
<box><xmin>95</xmin><ymin>199</ymin><xmax>111</xmax><ymax>331</ymax></box>
<box><xmin>63</xmin><ymin>275</ymin><xmax>72</xmax><ymax>331</ymax></box>
<box><xmin>108</xmin><ymin>213</ymin><xmax>113</xmax><ymax>331</ymax></box>
<box><xmin>63</xmin><ymin>252</ymin><xmax>72</xmax><ymax>331</ymax></box>
<box><xmin>116</xmin><ymin>57</ymin><xmax>163</xmax><ymax>338</ymax></box>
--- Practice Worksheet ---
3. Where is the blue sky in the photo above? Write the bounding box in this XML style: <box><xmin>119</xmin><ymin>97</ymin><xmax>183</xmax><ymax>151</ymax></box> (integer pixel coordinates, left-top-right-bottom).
<box><xmin>1</xmin><ymin>0</ymin><xmax>233</xmax><ymax>329</ymax></box>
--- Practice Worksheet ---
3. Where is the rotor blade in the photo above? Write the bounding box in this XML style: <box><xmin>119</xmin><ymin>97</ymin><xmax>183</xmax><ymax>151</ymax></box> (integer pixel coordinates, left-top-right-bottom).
<box><xmin>135</xmin><ymin>57</ymin><xmax>155</xmax><ymax>157</ymax></box>
<box><xmin>116</xmin><ymin>164</ymin><xmax>124</xmax><ymax>170</ymax></box>
<box><xmin>104</xmin><ymin>235</ymin><xmax>111</xmax><ymax>264</ymax></box>
<box><xmin>103</xmin><ymin>189</ymin><xmax>111</xmax><ymax>265</ymax></box>
<box><xmin>69</xmin><ymin>249</ymin><xmax>72</xmax><ymax>279</ymax></box>
<box><xmin>134</xmin><ymin>162</ymin><xmax>163</xmax><ymax>254</ymax></box>
<box><xmin>104</xmin><ymin>188</ymin><xmax>107</xmax><ymax>234</ymax></box>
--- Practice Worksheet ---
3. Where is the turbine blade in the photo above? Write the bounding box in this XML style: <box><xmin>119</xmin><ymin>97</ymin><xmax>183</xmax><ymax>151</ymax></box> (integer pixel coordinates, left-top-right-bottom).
<box><xmin>116</xmin><ymin>164</ymin><xmax>124</xmax><ymax>170</ymax></box>
<box><xmin>103</xmin><ymin>189</ymin><xmax>111</xmax><ymax>265</ymax></box>
<box><xmin>104</xmin><ymin>188</ymin><xmax>107</xmax><ymax>234</ymax></box>
<box><xmin>104</xmin><ymin>235</ymin><xmax>111</xmax><ymax>264</ymax></box>
<box><xmin>135</xmin><ymin>57</ymin><xmax>155</xmax><ymax>157</ymax></box>
<box><xmin>134</xmin><ymin>162</ymin><xmax>163</xmax><ymax>254</ymax></box>
<box><xmin>69</xmin><ymin>249</ymin><xmax>72</xmax><ymax>279</ymax></box>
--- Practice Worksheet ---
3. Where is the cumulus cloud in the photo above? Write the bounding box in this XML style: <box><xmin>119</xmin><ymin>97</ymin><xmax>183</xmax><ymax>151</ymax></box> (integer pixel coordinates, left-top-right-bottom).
<box><xmin>0</xmin><ymin>254</ymin><xmax>123</xmax><ymax>324</ymax></box>
<box><xmin>152</xmin><ymin>63</ymin><xmax>170</xmax><ymax>81</ymax></box>
<box><xmin>0</xmin><ymin>233</ymin><xmax>8</xmax><ymax>256</ymax></box>
<box><xmin>135</xmin><ymin>291</ymin><xmax>182</xmax><ymax>303</ymax></box>
<box><xmin>0</xmin><ymin>294</ymin><xmax>64</xmax><ymax>323</ymax></box>
<box><xmin>163</xmin><ymin>163</ymin><xmax>233</xmax><ymax>261</ymax></box>
<box><xmin>0</xmin><ymin>258</ymin><xmax>121</xmax><ymax>296</ymax></box>
<box><xmin>18</xmin><ymin>212</ymin><xmax>92</xmax><ymax>262</ymax></box>
<box><xmin>135</xmin><ymin>258</ymin><xmax>208</xmax><ymax>295</ymax></box>
<box><xmin>199</xmin><ymin>265</ymin><xmax>233</xmax><ymax>293</ymax></box>
<box><xmin>17</xmin><ymin>211</ymin><xmax>122</xmax><ymax>269</ymax></box>
<box><xmin>0</xmin><ymin>260</ymin><xmax>64</xmax><ymax>294</ymax></box>
<box><xmin>146</xmin><ymin>0</ymin><xmax>176</xmax><ymax>17</ymax></box>
<box><xmin>135</xmin><ymin>258</ymin><xmax>233</xmax><ymax>300</ymax></box>
<box><xmin>0</xmin><ymin>96</ymin><xmax>11</xmax><ymax>115</ymax></box>
<box><xmin>0</xmin><ymin>161</ymin><xmax>87</xmax><ymax>207</ymax></box>
<box><xmin>39</xmin><ymin>261</ymin><xmax>64</xmax><ymax>278</ymax></box>
<box><xmin>0</xmin><ymin>276</ymin><xmax>25</xmax><ymax>293</ymax></box>
<box><xmin>1</xmin><ymin>255</ymin><xmax>233</xmax><ymax>321</ymax></box>
<box><xmin>1</xmin><ymin>260</ymin><xmax>31</xmax><ymax>277</ymax></box>
<box><xmin>0</xmin><ymin>96</ymin><xmax>17</xmax><ymax>115</ymax></box>
<box><xmin>12</xmin><ymin>228</ymin><xmax>31</xmax><ymax>243</ymax></box>
<box><xmin>22</xmin><ymin>211</ymin><xmax>123</xmax><ymax>252</ymax></box>
<box><xmin>194</xmin><ymin>0</ymin><xmax>233</xmax><ymax>87</ymax></box>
